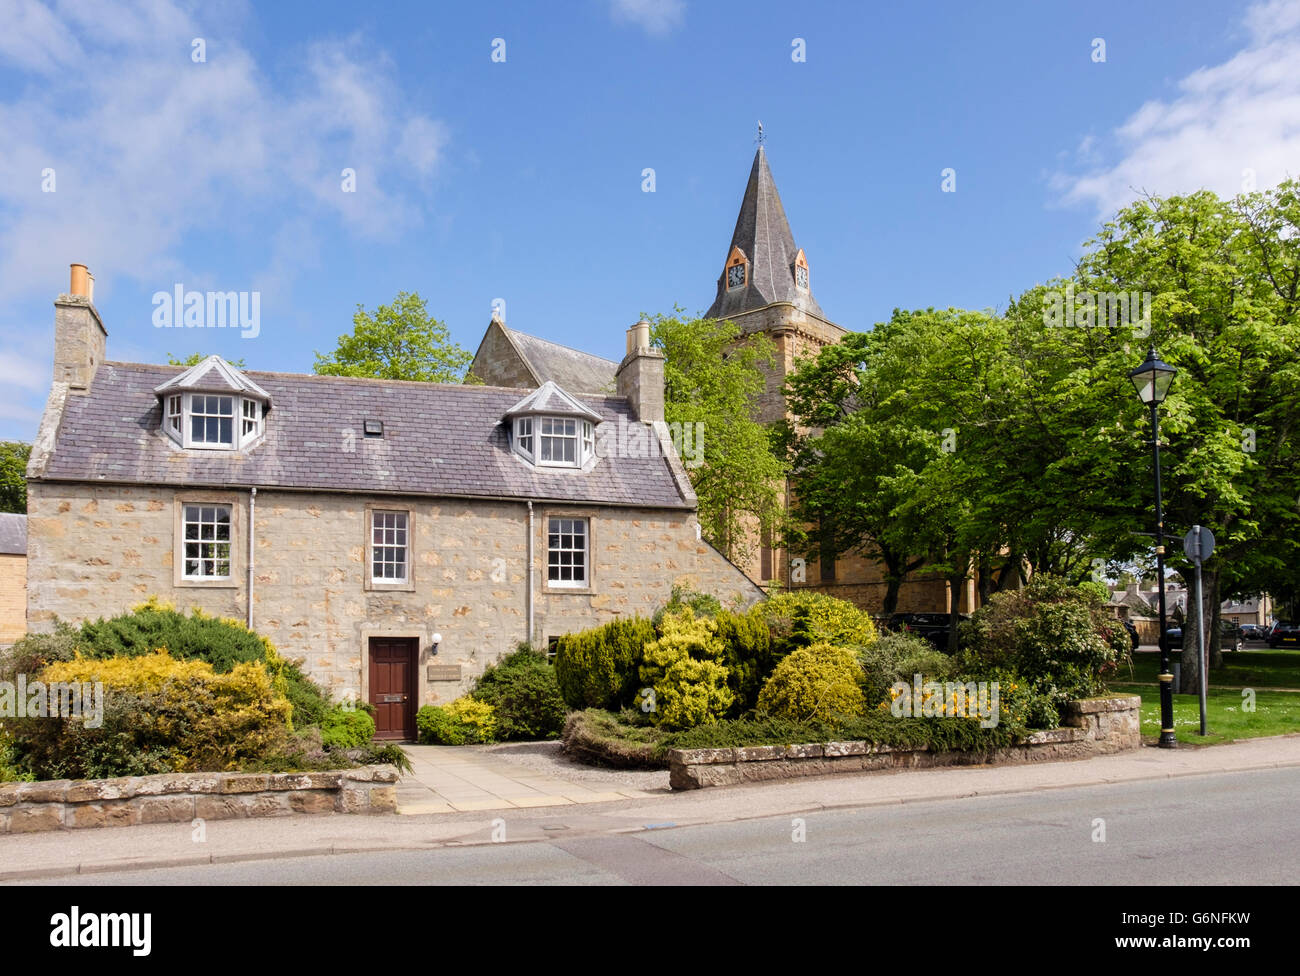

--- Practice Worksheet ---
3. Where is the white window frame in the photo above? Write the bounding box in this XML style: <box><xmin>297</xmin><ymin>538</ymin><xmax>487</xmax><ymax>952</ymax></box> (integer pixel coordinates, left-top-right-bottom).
<box><xmin>181</xmin><ymin>504</ymin><xmax>233</xmax><ymax>580</ymax></box>
<box><xmin>514</xmin><ymin>416</ymin><xmax>534</xmax><ymax>460</ymax></box>
<box><xmin>547</xmin><ymin>517</ymin><xmax>588</xmax><ymax>587</ymax></box>
<box><xmin>167</xmin><ymin>394</ymin><xmax>183</xmax><ymax>435</ymax></box>
<box><xmin>187</xmin><ymin>393</ymin><xmax>236</xmax><ymax>449</ymax></box>
<box><xmin>241</xmin><ymin>398</ymin><xmax>262</xmax><ymax>445</ymax></box>
<box><xmin>539</xmin><ymin>417</ymin><xmax>580</xmax><ymax>467</ymax></box>
<box><xmin>370</xmin><ymin>510</ymin><xmax>409</xmax><ymax>584</ymax></box>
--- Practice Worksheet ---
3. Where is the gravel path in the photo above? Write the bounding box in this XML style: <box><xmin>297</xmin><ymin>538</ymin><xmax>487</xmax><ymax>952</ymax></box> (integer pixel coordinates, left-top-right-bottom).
<box><xmin>479</xmin><ymin>740</ymin><xmax>670</xmax><ymax>792</ymax></box>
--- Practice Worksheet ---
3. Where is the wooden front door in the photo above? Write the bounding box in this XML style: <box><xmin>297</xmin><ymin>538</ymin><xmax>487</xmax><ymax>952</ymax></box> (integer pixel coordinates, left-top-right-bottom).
<box><xmin>369</xmin><ymin>637</ymin><xmax>418</xmax><ymax>740</ymax></box>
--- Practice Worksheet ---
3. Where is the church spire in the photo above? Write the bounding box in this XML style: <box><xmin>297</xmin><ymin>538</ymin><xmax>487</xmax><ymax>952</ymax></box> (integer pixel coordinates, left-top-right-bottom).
<box><xmin>706</xmin><ymin>145</ymin><xmax>825</xmax><ymax>321</ymax></box>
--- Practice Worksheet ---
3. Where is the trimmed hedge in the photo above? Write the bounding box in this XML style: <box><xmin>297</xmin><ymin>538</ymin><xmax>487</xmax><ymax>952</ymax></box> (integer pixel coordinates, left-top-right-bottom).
<box><xmin>553</xmin><ymin>616</ymin><xmax>656</xmax><ymax>710</ymax></box>
<box><xmin>757</xmin><ymin>642</ymin><xmax>866</xmax><ymax>721</ymax></box>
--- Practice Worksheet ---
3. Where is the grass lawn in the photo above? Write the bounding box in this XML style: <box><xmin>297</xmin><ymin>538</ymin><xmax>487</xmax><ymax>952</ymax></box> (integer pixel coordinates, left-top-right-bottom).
<box><xmin>1121</xmin><ymin>649</ymin><xmax>1300</xmax><ymax>689</ymax></box>
<box><xmin>1108</xmin><ymin>682</ymin><xmax>1300</xmax><ymax>745</ymax></box>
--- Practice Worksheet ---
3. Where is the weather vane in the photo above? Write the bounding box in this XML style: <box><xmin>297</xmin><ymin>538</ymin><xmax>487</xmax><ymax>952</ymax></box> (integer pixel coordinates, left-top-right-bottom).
<box><xmin>756</xmin><ymin>121</ymin><xmax>765</xmax><ymax>146</ymax></box>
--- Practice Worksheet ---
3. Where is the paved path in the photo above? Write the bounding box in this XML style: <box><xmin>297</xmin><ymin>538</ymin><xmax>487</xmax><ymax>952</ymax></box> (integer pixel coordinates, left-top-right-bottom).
<box><xmin>397</xmin><ymin>745</ymin><xmax>654</xmax><ymax>813</ymax></box>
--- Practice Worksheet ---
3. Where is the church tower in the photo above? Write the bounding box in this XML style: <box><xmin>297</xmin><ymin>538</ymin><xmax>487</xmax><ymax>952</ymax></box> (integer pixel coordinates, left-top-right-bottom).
<box><xmin>707</xmin><ymin>145</ymin><xmax>847</xmax><ymax>424</ymax></box>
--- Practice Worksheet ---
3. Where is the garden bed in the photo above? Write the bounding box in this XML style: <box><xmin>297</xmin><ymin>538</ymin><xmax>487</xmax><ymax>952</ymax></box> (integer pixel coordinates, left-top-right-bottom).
<box><xmin>667</xmin><ymin>696</ymin><xmax>1141</xmax><ymax>789</ymax></box>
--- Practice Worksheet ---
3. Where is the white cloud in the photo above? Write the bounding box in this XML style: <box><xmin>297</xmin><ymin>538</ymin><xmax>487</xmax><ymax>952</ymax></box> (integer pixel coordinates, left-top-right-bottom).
<box><xmin>0</xmin><ymin>1</ymin><xmax>449</xmax><ymax>303</ymax></box>
<box><xmin>1057</xmin><ymin>0</ymin><xmax>1300</xmax><ymax>218</ymax></box>
<box><xmin>609</xmin><ymin>0</ymin><xmax>685</xmax><ymax>36</ymax></box>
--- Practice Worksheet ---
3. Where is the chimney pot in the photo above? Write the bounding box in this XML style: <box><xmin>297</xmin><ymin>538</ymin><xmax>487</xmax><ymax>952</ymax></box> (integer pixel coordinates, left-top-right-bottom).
<box><xmin>69</xmin><ymin>263</ymin><xmax>90</xmax><ymax>298</ymax></box>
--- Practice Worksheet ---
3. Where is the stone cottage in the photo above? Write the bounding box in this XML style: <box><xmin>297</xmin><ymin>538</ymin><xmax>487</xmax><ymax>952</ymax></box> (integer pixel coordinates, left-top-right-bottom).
<box><xmin>0</xmin><ymin>513</ymin><xmax>25</xmax><ymax>647</ymax></box>
<box><xmin>25</xmin><ymin>265</ymin><xmax>760</xmax><ymax>739</ymax></box>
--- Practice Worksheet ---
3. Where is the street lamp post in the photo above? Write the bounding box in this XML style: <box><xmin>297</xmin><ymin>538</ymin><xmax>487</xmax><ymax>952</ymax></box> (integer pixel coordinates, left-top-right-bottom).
<box><xmin>1128</xmin><ymin>347</ymin><xmax>1178</xmax><ymax>749</ymax></box>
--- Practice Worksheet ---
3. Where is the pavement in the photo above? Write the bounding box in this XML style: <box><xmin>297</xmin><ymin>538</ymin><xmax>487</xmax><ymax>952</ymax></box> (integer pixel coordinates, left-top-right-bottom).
<box><xmin>2</xmin><ymin>732</ymin><xmax>1299</xmax><ymax>882</ymax></box>
<box><xmin>397</xmin><ymin>745</ymin><xmax>653</xmax><ymax>813</ymax></box>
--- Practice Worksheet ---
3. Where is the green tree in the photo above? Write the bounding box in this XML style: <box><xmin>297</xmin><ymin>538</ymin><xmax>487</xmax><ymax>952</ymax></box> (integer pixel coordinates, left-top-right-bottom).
<box><xmin>650</xmin><ymin>309</ymin><xmax>787</xmax><ymax>569</ymax></box>
<box><xmin>313</xmin><ymin>291</ymin><xmax>472</xmax><ymax>382</ymax></box>
<box><xmin>0</xmin><ymin>441</ymin><xmax>31</xmax><ymax>514</ymax></box>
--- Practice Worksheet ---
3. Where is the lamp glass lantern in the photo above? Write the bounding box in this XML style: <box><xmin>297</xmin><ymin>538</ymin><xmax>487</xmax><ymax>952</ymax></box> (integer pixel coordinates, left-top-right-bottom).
<box><xmin>1128</xmin><ymin>348</ymin><xmax>1177</xmax><ymax>405</ymax></box>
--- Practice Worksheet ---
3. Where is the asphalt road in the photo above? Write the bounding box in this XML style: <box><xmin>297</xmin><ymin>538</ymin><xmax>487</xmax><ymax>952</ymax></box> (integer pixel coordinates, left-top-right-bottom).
<box><xmin>22</xmin><ymin>766</ymin><xmax>1300</xmax><ymax>885</ymax></box>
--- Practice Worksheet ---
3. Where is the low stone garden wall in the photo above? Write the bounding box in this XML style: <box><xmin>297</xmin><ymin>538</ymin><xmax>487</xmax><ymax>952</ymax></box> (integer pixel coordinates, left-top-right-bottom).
<box><xmin>668</xmin><ymin>695</ymin><xmax>1141</xmax><ymax>790</ymax></box>
<box><xmin>0</xmin><ymin>766</ymin><xmax>399</xmax><ymax>834</ymax></box>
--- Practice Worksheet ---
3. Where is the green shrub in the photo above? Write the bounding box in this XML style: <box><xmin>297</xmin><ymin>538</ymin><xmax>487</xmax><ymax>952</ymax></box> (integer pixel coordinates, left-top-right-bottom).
<box><xmin>0</xmin><ymin>625</ymin><xmax>80</xmax><ymax>683</ymax></box>
<box><xmin>12</xmin><ymin>651</ymin><xmax>294</xmax><ymax>779</ymax></box>
<box><xmin>73</xmin><ymin>599</ymin><xmax>330</xmax><ymax>728</ymax></box>
<box><xmin>959</xmin><ymin>575</ymin><xmax>1130</xmax><ymax>705</ymax></box>
<box><xmin>471</xmin><ymin>647</ymin><xmax>567</xmax><ymax>741</ymax></box>
<box><xmin>553</xmin><ymin>615</ymin><xmax>656</xmax><ymax>710</ymax></box>
<box><xmin>757</xmin><ymin>642</ymin><xmax>866</xmax><ymax>721</ymax></box>
<box><xmin>560</xmin><ymin>709</ymin><xmax>673</xmax><ymax>768</ymax></box>
<box><xmin>857</xmin><ymin>631</ymin><xmax>958</xmax><ymax>707</ymax></box>
<box><xmin>760</xmin><ymin>592</ymin><xmax>878</xmax><ymax>654</ymax></box>
<box><xmin>638</xmin><ymin>608</ymin><xmax>733</xmax><ymax>729</ymax></box>
<box><xmin>416</xmin><ymin>697</ymin><xmax>497</xmax><ymax>745</ymax></box>
<box><xmin>320</xmin><ymin>706</ymin><xmax>376</xmax><ymax>749</ymax></box>
<box><xmin>713</xmin><ymin>606</ymin><xmax>774</xmax><ymax>714</ymax></box>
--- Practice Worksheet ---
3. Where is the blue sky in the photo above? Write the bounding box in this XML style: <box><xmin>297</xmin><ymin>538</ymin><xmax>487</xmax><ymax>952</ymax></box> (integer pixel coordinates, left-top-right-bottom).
<box><xmin>2</xmin><ymin>0</ymin><xmax>1298</xmax><ymax>441</ymax></box>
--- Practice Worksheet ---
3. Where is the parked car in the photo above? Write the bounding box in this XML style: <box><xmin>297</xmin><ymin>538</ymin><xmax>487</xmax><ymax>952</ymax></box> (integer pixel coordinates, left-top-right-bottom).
<box><xmin>887</xmin><ymin>612</ymin><xmax>969</xmax><ymax>652</ymax></box>
<box><xmin>1268</xmin><ymin>622</ymin><xmax>1300</xmax><ymax>648</ymax></box>
<box><xmin>1240</xmin><ymin>623</ymin><xmax>1264</xmax><ymax>641</ymax></box>
<box><xmin>1166</xmin><ymin>621</ymin><xmax>1243</xmax><ymax>651</ymax></box>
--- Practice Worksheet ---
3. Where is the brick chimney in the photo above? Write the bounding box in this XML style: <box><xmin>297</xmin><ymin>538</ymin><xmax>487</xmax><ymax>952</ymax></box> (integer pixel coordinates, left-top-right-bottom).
<box><xmin>615</xmin><ymin>319</ymin><xmax>665</xmax><ymax>423</ymax></box>
<box><xmin>53</xmin><ymin>263</ymin><xmax>107</xmax><ymax>393</ymax></box>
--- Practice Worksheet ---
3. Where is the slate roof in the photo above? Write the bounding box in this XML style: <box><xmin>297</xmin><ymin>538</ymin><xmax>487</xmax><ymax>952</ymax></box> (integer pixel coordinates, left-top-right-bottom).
<box><xmin>37</xmin><ymin>362</ymin><xmax>691</xmax><ymax>509</ymax></box>
<box><xmin>507</xmin><ymin>328</ymin><xmax>618</xmax><ymax>395</ymax></box>
<box><xmin>0</xmin><ymin>513</ymin><xmax>25</xmax><ymax>555</ymax></box>
<box><xmin>706</xmin><ymin>146</ymin><xmax>827</xmax><ymax>322</ymax></box>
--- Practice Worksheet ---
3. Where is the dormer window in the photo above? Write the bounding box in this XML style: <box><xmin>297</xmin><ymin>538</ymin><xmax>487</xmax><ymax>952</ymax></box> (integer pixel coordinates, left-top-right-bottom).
<box><xmin>503</xmin><ymin>381</ymin><xmax>602</xmax><ymax>470</ymax></box>
<box><xmin>155</xmin><ymin>355</ymin><xmax>271</xmax><ymax>452</ymax></box>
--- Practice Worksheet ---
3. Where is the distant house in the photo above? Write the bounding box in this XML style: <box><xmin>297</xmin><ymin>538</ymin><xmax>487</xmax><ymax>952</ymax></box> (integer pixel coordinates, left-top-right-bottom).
<box><xmin>0</xmin><ymin>513</ymin><xmax>25</xmax><ymax>646</ymax></box>
<box><xmin>25</xmin><ymin>265</ymin><xmax>760</xmax><ymax>740</ymax></box>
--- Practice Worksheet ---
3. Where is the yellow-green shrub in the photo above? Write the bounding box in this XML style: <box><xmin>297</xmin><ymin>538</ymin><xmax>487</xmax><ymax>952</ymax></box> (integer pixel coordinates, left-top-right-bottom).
<box><xmin>757</xmin><ymin>642</ymin><xmax>866</xmax><ymax>721</ymax></box>
<box><xmin>638</xmin><ymin>609</ymin><xmax>734</xmax><ymax>729</ymax></box>
<box><xmin>761</xmin><ymin>592</ymin><xmax>878</xmax><ymax>650</ymax></box>
<box><xmin>24</xmin><ymin>650</ymin><xmax>293</xmax><ymax>778</ymax></box>
<box><xmin>416</xmin><ymin>697</ymin><xmax>497</xmax><ymax>744</ymax></box>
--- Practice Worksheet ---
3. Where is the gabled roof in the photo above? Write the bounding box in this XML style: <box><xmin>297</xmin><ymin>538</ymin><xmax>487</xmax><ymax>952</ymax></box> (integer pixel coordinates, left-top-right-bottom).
<box><xmin>0</xmin><ymin>513</ymin><xmax>25</xmax><ymax>555</ymax></box>
<box><xmin>37</xmin><ymin>363</ymin><xmax>691</xmax><ymax>510</ymax></box>
<box><xmin>153</xmin><ymin>355</ymin><xmax>272</xmax><ymax>402</ymax></box>
<box><xmin>706</xmin><ymin>146</ymin><xmax>827</xmax><ymax>322</ymax></box>
<box><xmin>503</xmin><ymin>381</ymin><xmax>603</xmax><ymax>423</ymax></box>
<box><xmin>470</xmin><ymin>318</ymin><xmax>618</xmax><ymax>395</ymax></box>
<box><xmin>508</xmin><ymin>329</ymin><xmax>618</xmax><ymax>395</ymax></box>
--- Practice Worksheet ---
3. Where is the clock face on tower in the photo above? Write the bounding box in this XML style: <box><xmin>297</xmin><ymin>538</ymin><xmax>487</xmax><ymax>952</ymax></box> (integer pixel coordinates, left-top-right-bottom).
<box><xmin>727</xmin><ymin>264</ymin><xmax>745</xmax><ymax>289</ymax></box>
<box><xmin>795</xmin><ymin>265</ymin><xmax>808</xmax><ymax>289</ymax></box>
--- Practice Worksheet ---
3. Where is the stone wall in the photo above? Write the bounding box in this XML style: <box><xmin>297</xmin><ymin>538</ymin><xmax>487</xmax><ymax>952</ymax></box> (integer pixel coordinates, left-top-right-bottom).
<box><xmin>0</xmin><ymin>766</ymin><xmax>398</xmax><ymax>834</ymax></box>
<box><xmin>668</xmin><ymin>695</ymin><xmax>1142</xmax><ymax>789</ymax></box>
<box><xmin>26</xmin><ymin>482</ymin><xmax>761</xmax><ymax>704</ymax></box>
<box><xmin>0</xmin><ymin>553</ymin><xmax>25</xmax><ymax>646</ymax></box>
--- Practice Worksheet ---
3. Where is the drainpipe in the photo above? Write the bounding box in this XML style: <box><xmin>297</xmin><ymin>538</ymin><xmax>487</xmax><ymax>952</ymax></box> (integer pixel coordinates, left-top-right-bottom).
<box><xmin>526</xmin><ymin>500</ymin><xmax>534</xmax><ymax>646</ymax></box>
<box><xmin>247</xmin><ymin>486</ymin><xmax>257</xmax><ymax>629</ymax></box>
